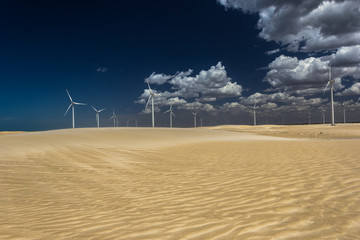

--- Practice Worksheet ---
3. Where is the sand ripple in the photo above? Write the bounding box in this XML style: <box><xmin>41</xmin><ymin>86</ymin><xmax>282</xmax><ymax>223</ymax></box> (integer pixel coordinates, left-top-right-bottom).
<box><xmin>1</xmin><ymin>130</ymin><xmax>360</xmax><ymax>239</ymax></box>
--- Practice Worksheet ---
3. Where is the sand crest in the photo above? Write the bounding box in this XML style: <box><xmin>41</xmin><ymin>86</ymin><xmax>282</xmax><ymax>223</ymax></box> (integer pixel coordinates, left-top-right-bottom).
<box><xmin>1</xmin><ymin>126</ymin><xmax>360</xmax><ymax>239</ymax></box>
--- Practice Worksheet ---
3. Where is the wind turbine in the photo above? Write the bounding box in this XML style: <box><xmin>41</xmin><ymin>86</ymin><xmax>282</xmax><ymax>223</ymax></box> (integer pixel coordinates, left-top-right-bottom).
<box><xmin>164</xmin><ymin>104</ymin><xmax>175</xmax><ymax>128</ymax></box>
<box><xmin>308</xmin><ymin>111</ymin><xmax>311</xmax><ymax>125</ymax></box>
<box><xmin>342</xmin><ymin>102</ymin><xmax>346</xmax><ymax>124</ymax></box>
<box><xmin>145</xmin><ymin>81</ymin><xmax>160</xmax><ymax>128</ymax></box>
<box><xmin>252</xmin><ymin>104</ymin><xmax>257</xmax><ymax>126</ymax></box>
<box><xmin>64</xmin><ymin>89</ymin><xmax>86</xmax><ymax>129</ymax></box>
<box><xmin>109</xmin><ymin>110</ymin><xmax>117</xmax><ymax>127</ymax></box>
<box><xmin>90</xmin><ymin>105</ymin><xmax>105</xmax><ymax>128</ymax></box>
<box><xmin>321</xmin><ymin>108</ymin><xmax>326</xmax><ymax>124</ymax></box>
<box><xmin>134</xmin><ymin>119</ymin><xmax>139</xmax><ymax>127</ymax></box>
<box><xmin>126</xmin><ymin>119</ymin><xmax>130</xmax><ymax>127</ymax></box>
<box><xmin>200</xmin><ymin>117</ymin><xmax>203</xmax><ymax>127</ymax></box>
<box><xmin>192</xmin><ymin>112</ymin><xmax>198</xmax><ymax>128</ymax></box>
<box><xmin>323</xmin><ymin>64</ymin><xmax>336</xmax><ymax>126</ymax></box>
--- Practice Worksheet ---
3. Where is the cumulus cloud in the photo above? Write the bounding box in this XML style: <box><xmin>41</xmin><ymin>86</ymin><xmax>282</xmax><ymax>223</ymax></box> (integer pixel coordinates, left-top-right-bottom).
<box><xmin>217</xmin><ymin>0</ymin><xmax>360</xmax><ymax>120</ymax></box>
<box><xmin>243</xmin><ymin>92</ymin><xmax>305</xmax><ymax>105</ymax></box>
<box><xmin>237</xmin><ymin>91</ymin><xmax>327</xmax><ymax>116</ymax></box>
<box><xmin>136</xmin><ymin>62</ymin><xmax>243</xmax><ymax>113</ymax></box>
<box><xmin>218</xmin><ymin>0</ymin><xmax>360</xmax><ymax>52</ymax></box>
<box><xmin>337</xmin><ymin>82</ymin><xmax>360</xmax><ymax>96</ymax></box>
<box><xmin>177</xmin><ymin>102</ymin><xmax>216</xmax><ymax>113</ymax></box>
<box><xmin>264</xmin><ymin>54</ymin><xmax>345</xmax><ymax>95</ymax></box>
<box><xmin>219</xmin><ymin>102</ymin><xmax>248</xmax><ymax>113</ymax></box>
<box><xmin>169</xmin><ymin>62</ymin><xmax>243</xmax><ymax>98</ymax></box>
<box><xmin>329</xmin><ymin>45</ymin><xmax>360</xmax><ymax>79</ymax></box>
<box><xmin>145</xmin><ymin>72</ymin><xmax>174</xmax><ymax>85</ymax></box>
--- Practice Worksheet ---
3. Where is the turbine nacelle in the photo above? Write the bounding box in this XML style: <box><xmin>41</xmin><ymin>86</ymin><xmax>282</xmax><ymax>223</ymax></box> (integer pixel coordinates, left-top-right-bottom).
<box><xmin>91</xmin><ymin>105</ymin><xmax>105</xmax><ymax>113</ymax></box>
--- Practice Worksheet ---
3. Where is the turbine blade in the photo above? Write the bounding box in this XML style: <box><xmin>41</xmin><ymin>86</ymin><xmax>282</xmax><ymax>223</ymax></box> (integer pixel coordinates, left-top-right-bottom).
<box><xmin>75</xmin><ymin>102</ymin><xmax>86</xmax><ymax>105</ymax></box>
<box><xmin>66</xmin><ymin>89</ymin><xmax>73</xmax><ymax>102</ymax></box>
<box><xmin>145</xmin><ymin>95</ymin><xmax>152</xmax><ymax>109</ymax></box>
<box><xmin>99</xmin><ymin>108</ymin><xmax>106</xmax><ymax>112</ymax></box>
<box><xmin>358</xmin><ymin>97</ymin><xmax>360</xmax><ymax>103</ymax></box>
<box><xmin>323</xmin><ymin>81</ymin><xmax>330</xmax><ymax>94</ymax></box>
<box><xmin>64</xmin><ymin>104</ymin><xmax>72</xmax><ymax>116</ymax></box>
<box><xmin>90</xmin><ymin>105</ymin><xmax>97</xmax><ymax>112</ymax></box>
<box><xmin>147</xmin><ymin>81</ymin><xmax>152</xmax><ymax>92</ymax></box>
<box><xmin>164</xmin><ymin>110</ymin><xmax>170</xmax><ymax>113</ymax></box>
<box><xmin>172</xmin><ymin>112</ymin><xmax>176</xmax><ymax>117</ymax></box>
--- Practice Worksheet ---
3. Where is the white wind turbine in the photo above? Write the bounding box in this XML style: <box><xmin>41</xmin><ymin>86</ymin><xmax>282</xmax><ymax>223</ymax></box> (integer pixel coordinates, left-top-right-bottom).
<box><xmin>90</xmin><ymin>105</ymin><xmax>105</xmax><ymax>128</ymax></box>
<box><xmin>192</xmin><ymin>112</ymin><xmax>198</xmax><ymax>128</ymax></box>
<box><xmin>323</xmin><ymin>64</ymin><xmax>336</xmax><ymax>126</ymax></box>
<box><xmin>109</xmin><ymin>110</ymin><xmax>117</xmax><ymax>127</ymax></box>
<box><xmin>134</xmin><ymin>119</ymin><xmax>139</xmax><ymax>127</ymax></box>
<box><xmin>342</xmin><ymin>102</ymin><xmax>346</xmax><ymax>124</ymax></box>
<box><xmin>64</xmin><ymin>89</ymin><xmax>86</xmax><ymax>129</ymax></box>
<box><xmin>252</xmin><ymin>104</ymin><xmax>257</xmax><ymax>126</ymax></box>
<box><xmin>164</xmin><ymin>104</ymin><xmax>175</xmax><ymax>128</ymax></box>
<box><xmin>126</xmin><ymin>119</ymin><xmax>130</xmax><ymax>127</ymax></box>
<box><xmin>321</xmin><ymin>108</ymin><xmax>326</xmax><ymax>124</ymax></box>
<box><xmin>145</xmin><ymin>81</ymin><xmax>160</xmax><ymax>128</ymax></box>
<box><xmin>308</xmin><ymin>111</ymin><xmax>311</xmax><ymax>125</ymax></box>
<box><xmin>200</xmin><ymin>117</ymin><xmax>203</xmax><ymax>127</ymax></box>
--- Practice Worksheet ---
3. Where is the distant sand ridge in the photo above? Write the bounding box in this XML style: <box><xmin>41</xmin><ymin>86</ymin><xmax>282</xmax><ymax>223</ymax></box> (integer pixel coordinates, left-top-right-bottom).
<box><xmin>1</xmin><ymin>126</ymin><xmax>360</xmax><ymax>239</ymax></box>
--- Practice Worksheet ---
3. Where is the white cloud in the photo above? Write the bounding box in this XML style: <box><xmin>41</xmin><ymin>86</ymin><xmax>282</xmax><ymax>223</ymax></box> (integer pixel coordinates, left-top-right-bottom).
<box><xmin>145</xmin><ymin>72</ymin><xmax>174</xmax><ymax>85</ymax></box>
<box><xmin>264</xmin><ymin>54</ymin><xmax>345</xmax><ymax>95</ymax></box>
<box><xmin>265</xmin><ymin>48</ymin><xmax>280</xmax><ymax>55</ymax></box>
<box><xmin>136</xmin><ymin>62</ymin><xmax>243</xmax><ymax>113</ymax></box>
<box><xmin>218</xmin><ymin>0</ymin><xmax>360</xmax><ymax>52</ymax></box>
<box><xmin>337</xmin><ymin>82</ymin><xmax>360</xmax><ymax>96</ymax></box>
<box><xmin>169</xmin><ymin>62</ymin><xmax>243</xmax><ymax>98</ymax></box>
<box><xmin>177</xmin><ymin>102</ymin><xmax>216</xmax><ymax>112</ymax></box>
<box><xmin>219</xmin><ymin>102</ymin><xmax>248</xmax><ymax>113</ymax></box>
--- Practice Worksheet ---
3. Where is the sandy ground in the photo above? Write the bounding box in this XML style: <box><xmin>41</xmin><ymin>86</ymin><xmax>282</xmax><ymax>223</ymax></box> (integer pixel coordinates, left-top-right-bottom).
<box><xmin>1</xmin><ymin>126</ymin><xmax>360</xmax><ymax>239</ymax></box>
<box><xmin>208</xmin><ymin>123</ymin><xmax>360</xmax><ymax>139</ymax></box>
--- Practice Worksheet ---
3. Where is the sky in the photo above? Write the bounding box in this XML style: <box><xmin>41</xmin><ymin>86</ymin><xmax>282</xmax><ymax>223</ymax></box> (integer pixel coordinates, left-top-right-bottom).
<box><xmin>1</xmin><ymin>0</ymin><xmax>360</xmax><ymax>130</ymax></box>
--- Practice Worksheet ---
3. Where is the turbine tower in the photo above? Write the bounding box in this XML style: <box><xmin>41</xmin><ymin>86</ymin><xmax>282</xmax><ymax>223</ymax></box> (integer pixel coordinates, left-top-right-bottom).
<box><xmin>324</xmin><ymin>65</ymin><xmax>335</xmax><ymax>126</ymax></box>
<box><xmin>192</xmin><ymin>112</ymin><xmax>197</xmax><ymax>128</ymax></box>
<box><xmin>200</xmin><ymin>117</ymin><xmax>203</xmax><ymax>127</ymax></box>
<box><xmin>145</xmin><ymin>81</ymin><xmax>160</xmax><ymax>128</ymax></box>
<box><xmin>252</xmin><ymin>104</ymin><xmax>257</xmax><ymax>126</ymax></box>
<box><xmin>91</xmin><ymin>105</ymin><xmax>105</xmax><ymax>128</ymax></box>
<box><xmin>134</xmin><ymin>119</ymin><xmax>139</xmax><ymax>127</ymax></box>
<box><xmin>126</xmin><ymin>119</ymin><xmax>130</xmax><ymax>127</ymax></box>
<box><xmin>308</xmin><ymin>111</ymin><xmax>311</xmax><ymax>125</ymax></box>
<box><xmin>64</xmin><ymin>89</ymin><xmax>86</xmax><ymax>129</ymax></box>
<box><xmin>164</xmin><ymin>104</ymin><xmax>175</xmax><ymax>128</ymax></box>
<box><xmin>109</xmin><ymin>110</ymin><xmax>117</xmax><ymax>127</ymax></box>
<box><xmin>342</xmin><ymin>102</ymin><xmax>346</xmax><ymax>124</ymax></box>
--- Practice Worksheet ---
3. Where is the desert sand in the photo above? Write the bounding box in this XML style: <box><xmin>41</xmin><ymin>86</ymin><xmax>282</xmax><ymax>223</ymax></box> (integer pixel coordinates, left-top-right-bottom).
<box><xmin>1</xmin><ymin>125</ymin><xmax>360</xmax><ymax>239</ymax></box>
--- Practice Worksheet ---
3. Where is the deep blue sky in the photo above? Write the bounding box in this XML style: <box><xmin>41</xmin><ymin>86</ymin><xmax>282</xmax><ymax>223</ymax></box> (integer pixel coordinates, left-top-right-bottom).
<box><xmin>1</xmin><ymin>0</ymin><xmax>360</xmax><ymax>130</ymax></box>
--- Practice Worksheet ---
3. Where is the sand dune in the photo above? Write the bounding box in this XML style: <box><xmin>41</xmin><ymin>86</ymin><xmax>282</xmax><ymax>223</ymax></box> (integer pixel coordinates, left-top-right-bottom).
<box><xmin>1</xmin><ymin>126</ymin><xmax>360</xmax><ymax>239</ymax></box>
